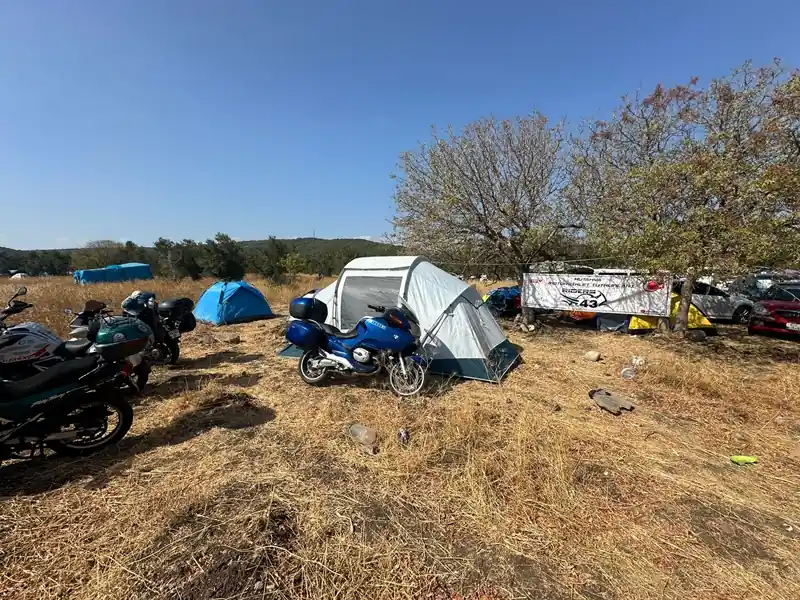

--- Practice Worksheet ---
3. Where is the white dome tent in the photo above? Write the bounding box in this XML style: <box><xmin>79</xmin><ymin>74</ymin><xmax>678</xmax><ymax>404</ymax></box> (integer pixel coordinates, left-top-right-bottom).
<box><xmin>280</xmin><ymin>256</ymin><xmax>519</xmax><ymax>382</ymax></box>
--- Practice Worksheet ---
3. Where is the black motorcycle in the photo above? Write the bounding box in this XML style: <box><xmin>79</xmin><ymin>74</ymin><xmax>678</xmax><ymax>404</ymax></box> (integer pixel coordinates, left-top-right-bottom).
<box><xmin>121</xmin><ymin>291</ymin><xmax>196</xmax><ymax>365</ymax></box>
<box><xmin>0</xmin><ymin>315</ymin><xmax>152</xmax><ymax>463</ymax></box>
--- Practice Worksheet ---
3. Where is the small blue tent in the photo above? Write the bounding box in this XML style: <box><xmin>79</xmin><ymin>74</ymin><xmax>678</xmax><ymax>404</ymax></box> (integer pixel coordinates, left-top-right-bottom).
<box><xmin>194</xmin><ymin>280</ymin><xmax>274</xmax><ymax>325</ymax></box>
<box><xmin>73</xmin><ymin>263</ymin><xmax>153</xmax><ymax>285</ymax></box>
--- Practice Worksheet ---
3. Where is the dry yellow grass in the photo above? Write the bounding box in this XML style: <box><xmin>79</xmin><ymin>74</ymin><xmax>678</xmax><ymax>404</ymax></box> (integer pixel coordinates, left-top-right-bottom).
<box><xmin>1</xmin><ymin>276</ymin><xmax>799</xmax><ymax>599</ymax></box>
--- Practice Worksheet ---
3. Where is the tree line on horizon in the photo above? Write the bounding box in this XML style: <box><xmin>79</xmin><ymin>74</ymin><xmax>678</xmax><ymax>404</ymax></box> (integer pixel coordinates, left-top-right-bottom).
<box><xmin>0</xmin><ymin>236</ymin><xmax>400</xmax><ymax>282</ymax></box>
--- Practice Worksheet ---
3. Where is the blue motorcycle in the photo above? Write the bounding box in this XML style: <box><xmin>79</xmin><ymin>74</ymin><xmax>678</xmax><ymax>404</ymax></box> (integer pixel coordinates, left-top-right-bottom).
<box><xmin>286</xmin><ymin>297</ymin><xmax>427</xmax><ymax>396</ymax></box>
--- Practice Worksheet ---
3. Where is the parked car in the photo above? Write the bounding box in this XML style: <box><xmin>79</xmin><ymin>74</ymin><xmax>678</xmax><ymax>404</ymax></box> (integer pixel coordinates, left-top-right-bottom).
<box><xmin>748</xmin><ymin>284</ymin><xmax>800</xmax><ymax>337</ymax></box>
<box><xmin>671</xmin><ymin>281</ymin><xmax>753</xmax><ymax>323</ymax></box>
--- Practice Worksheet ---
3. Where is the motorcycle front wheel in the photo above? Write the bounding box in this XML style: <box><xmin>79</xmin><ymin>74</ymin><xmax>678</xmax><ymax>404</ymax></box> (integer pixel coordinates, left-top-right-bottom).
<box><xmin>388</xmin><ymin>357</ymin><xmax>426</xmax><ymax>397</ymax></box>
<box><xmin>47</xmin><ymin>394</ymin><xmax>134</xmax><ymax>456</ymax></box>
<box><xmin>299</xmin><ymin>350</ymin><xmax>329</xmax><ymax>386</ymax></box>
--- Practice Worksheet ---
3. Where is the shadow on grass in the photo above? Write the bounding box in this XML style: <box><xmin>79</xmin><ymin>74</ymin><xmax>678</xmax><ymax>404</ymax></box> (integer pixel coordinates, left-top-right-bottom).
<box><xmin>0</xmin><ymin>393</ymin><xmax>276</xmax><ymax>496</ymax></box>
<box><xmin>173</xmin><ymin>351</ymin><xmax>264</xmax><ymax>370</ymax></box>
<box><xmin>144</xmin><ymin>372</ymin><xmax>263</xmax><ymax>399</ymax></box>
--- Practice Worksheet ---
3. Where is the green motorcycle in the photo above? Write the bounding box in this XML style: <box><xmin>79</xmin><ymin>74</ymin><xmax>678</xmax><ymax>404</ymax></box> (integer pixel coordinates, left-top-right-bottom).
<box><xmin>0</xmin><ymin>316</ymin><xmax>152</xmax><ymax>462</ymax></box>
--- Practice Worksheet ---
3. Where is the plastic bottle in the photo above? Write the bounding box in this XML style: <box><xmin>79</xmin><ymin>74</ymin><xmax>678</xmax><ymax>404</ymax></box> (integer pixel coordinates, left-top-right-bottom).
<box><xmin>346</xmin><ymin>423</ymin><xmax>377</xmax><ymax>446</ymax></box>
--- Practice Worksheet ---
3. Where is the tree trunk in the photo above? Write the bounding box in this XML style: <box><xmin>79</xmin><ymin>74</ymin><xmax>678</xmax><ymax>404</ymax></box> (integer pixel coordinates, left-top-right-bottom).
<box><xmin>673</xmin><ymin>276</ymin><xmax>694</xmax><ymax>334</ymax></box>
<box><xmin>518</xmin><ymin>268</ymin><xmax>536</xmax><ymax>326</ymax></box>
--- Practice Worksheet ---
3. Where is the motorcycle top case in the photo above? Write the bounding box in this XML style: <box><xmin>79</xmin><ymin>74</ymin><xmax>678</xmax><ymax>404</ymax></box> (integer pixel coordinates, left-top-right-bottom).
<box><xmin>93</xmin><ymin>316</ymin><xmax>153</xmax><ymax>361</ymax></box>
<box><xmin>289</xmin><ymin>297</ymin><xmax>328</xmax><ymax>322</ymax></box>
<box><xmin>158</xmin><ymin>297</ymin><xmax>195</xmax><ymax>319</ymax></box>
<box><xmin>286</xmin><ymin>320</ymin><xmax>323</xmax><ymax>351</ymax></box>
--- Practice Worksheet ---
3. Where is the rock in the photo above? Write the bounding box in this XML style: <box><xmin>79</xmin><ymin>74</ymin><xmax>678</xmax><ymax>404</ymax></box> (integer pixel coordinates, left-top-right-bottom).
<box><xmin>217</xmin><ymin>334</ymin><xmax>241</xmax><ymax>344</ymax></box>
<box><xmin>584</xmin><ymin>350</ymin><xmax>601</xmax><ymax>362</ymax></box>
<box><xmin>397</xmin><ymin>428</ymin><xmax>410</xmax><ymax>445</ymax></box>
<box><xmin>552</xmin><ymin>404</ymin><xmax>562</xmax><ymax>412</ymax></box>
<box><xmin>589</xmin><ymin>389</ymin><xmax>635</xmax><ymax>415</ymax></box>
<box><xmin>686</xmin><ymin>330</ymin><xmax>706</xmax><ymax>343</ymax></box>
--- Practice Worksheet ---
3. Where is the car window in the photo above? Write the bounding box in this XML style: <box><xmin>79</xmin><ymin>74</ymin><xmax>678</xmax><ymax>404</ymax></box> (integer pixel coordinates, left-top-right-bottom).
<box><xmin>708</xmin><ymin>286</ymin><xmax>728</xmax><ymax>297</ymax></box>
<box><xmin>766</xmin><ymin>287</ymin><xmax>800</xmax><ymax>302</ymax></box>
<box><xmin>692</xmin><ymin>282</ymin><xmax>711</xmax><ymax>295</ymax></box>
<box><xmin>779</xmin><ymin>288</ymin><xmax>800</xmax><ymax>301</ymax></box>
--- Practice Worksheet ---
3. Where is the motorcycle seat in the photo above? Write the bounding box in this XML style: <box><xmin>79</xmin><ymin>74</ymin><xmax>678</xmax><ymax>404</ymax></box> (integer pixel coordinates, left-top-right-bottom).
<box><xmin>320</xmin><ymin>323</ymin><xmax>360</xmax><ymax>339</ymax></box>
<box><xmin>59</xmin><ymin>339</ymin><xmax>94</xmax><ymax>358</ymax></box>
<box><xmin>0</xmin><ymin>356</ymin><xmax>99</xmax><ymax>402</ymax></box>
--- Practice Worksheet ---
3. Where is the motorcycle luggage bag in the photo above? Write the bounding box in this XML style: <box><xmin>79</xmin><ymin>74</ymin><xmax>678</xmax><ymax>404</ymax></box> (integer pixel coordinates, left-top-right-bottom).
<box><xmin>286</xmin><ymin>320</ymin><xmax>323</xmax><ymax>350</ymax></box>
<box><xmin>93</xmin><ymin>317</ymin><xmax>152</xmax><ymax>361</ymax></box>
<box><xmin>289</xmin><ymin>297</ymin><xmax>328</xmax><ymax>322</ymax></box>
<box><xmin>158</xmin><ymin>297</ymin><xmax>195</xmax><ymax>319</ymax></box>
<box><xmin>178</xmin><ymin>312</ymin><xmax>197</xmax><ymax>333</ymax></box>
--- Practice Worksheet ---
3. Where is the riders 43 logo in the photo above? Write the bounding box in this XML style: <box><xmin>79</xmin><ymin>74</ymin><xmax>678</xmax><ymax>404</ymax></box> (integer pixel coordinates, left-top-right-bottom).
<box><xmin>560</xmin><ymin>289</ymin><xmax>607</xmax><ymax>310</ymax></box>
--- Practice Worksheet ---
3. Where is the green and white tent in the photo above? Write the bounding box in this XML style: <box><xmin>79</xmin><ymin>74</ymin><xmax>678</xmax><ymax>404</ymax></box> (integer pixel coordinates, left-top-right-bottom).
<box><xmin>280</xmin><ymin>256</ymin><xmax>519</xmax><ymax>382</ymax></box>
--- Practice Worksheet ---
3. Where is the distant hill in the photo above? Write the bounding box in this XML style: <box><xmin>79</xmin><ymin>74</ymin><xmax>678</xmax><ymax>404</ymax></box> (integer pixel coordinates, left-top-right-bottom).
<box><xmin>240</xmin><ymin>237</ymin><xmax>400</xmax><ymax>256</ymax></box>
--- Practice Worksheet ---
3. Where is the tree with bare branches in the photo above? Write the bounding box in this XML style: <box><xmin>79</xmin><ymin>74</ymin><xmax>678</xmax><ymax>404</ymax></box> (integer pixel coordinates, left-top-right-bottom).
<box><xmin>568</xmin><ymin>60</ymin><xmax>800</xmax><ymax>332</ymax></box>
<box><xmin>391</xmin><ymin>112</ymin><xmax>575</xmax><ymax>318</ymax></box>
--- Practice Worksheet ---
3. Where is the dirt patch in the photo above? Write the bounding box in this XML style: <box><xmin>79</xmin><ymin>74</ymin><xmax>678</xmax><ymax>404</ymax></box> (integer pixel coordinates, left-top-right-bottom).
<box><xmin>137</xmin><ymin>482</ymin><xmax>299</xmax><ymax>599</ymax></box>
<box><xmin>684</xmin><ymin>499</ymin><xmax>782</xmax><ymax>565</ymax></box>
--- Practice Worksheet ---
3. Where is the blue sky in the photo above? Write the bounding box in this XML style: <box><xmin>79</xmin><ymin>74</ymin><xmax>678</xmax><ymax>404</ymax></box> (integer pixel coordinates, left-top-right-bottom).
<box><xmin>1</xmin><ymin>0</ymin><xmax>798</xmax><ymax>250</ymax></box>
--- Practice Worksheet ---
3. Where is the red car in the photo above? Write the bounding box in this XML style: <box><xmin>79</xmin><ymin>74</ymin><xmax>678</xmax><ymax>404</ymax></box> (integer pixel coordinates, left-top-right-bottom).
<box><xmin>748</xmin><ymin>284</ymin><xmax>800</xmax><ymax>337</ymax></box>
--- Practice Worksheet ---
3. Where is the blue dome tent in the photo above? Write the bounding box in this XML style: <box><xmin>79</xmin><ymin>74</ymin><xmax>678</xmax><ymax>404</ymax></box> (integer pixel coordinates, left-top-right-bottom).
<box><xmin>194</xmin><ymin>281</ymin><xmax>274</xmax><ymax>325</ymax></box>
<box><xmin>74</xmin><ymin>263</ymin><xmax>153</xmax><ymax>285</ymax></box>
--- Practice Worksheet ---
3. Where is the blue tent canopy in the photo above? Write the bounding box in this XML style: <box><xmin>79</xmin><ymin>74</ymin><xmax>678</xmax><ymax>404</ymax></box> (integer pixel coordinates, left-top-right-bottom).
<box><xmin>73</xmin><ymin>263</ymin><xmax>153</xmax><ymax>285</ymax></box>
<box><xmin>194</xmin><ymin>280</ymin><xmax>274</xmax><ymax>325</ymax></box>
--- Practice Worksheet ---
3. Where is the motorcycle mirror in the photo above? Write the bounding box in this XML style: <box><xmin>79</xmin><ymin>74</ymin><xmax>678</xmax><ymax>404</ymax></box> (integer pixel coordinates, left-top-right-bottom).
<box><xmin>63</xmin><ymin>308</ymin><xmax>73</xmax><ymax>315</ymax></box>
<box><xmin>14</xmin><ymin>286</ymin><xmax>27</xmax><ymax>297</ymax></box>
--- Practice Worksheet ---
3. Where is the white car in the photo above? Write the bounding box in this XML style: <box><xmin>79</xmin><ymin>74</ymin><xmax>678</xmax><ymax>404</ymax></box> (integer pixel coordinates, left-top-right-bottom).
<box><xmin>672</xmin><ymin>281</ymin><xmax>753</xmax><ymax>323</ymax></box>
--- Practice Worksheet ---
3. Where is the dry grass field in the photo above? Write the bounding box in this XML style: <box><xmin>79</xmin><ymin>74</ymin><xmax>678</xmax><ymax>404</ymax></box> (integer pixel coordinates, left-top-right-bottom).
<box><xmin>1</xmin><ymin>276</ymin><xmax>799</xmax><ymax>600</ymax></box>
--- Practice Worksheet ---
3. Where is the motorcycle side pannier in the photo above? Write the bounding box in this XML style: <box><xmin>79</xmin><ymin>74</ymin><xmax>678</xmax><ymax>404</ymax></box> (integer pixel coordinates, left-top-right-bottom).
<box><xmin>178</xmin><ymin>312</ymin><xmax>197</xmax><ymax>333</ymax></box>
<box><xmin>286</xmin><ymin>320</ymin><xmax>323</xmax><ymax>350</ymax></box>
<box><xmin>289</xmin><ymin>297</ymin><xmax>328</xmax><ymax>322</ymax></box>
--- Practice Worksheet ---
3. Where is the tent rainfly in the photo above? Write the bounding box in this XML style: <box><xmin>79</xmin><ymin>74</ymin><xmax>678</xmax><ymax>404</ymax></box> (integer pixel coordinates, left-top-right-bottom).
<box><xmin>281</xmin><ymin>256</ymin><xmax>519</xmax><ymax>382</ymax></box>
<box><xmin>73</xmin><ymin>263</ymin><xmax>153</xmax><ymax>284</ymax></box>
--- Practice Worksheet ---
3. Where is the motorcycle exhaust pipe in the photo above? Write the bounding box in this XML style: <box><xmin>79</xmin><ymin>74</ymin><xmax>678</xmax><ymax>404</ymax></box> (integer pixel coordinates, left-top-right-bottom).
<box><xmin>318</xmin><ymin>350</ymin><xmax>353</xmax><ymax>371</ymax></box>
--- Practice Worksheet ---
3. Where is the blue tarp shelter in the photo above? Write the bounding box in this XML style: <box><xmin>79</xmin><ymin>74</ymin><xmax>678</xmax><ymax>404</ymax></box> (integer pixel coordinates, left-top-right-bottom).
<box><xmin>194</xmin><ymin>280</ymin><xmax>274</xmax><ymax>325</ymax></box>
<box><xmin>73</xmin><ymin>263</ymin><xmax>153</xmax><ymax>285</ymax></box>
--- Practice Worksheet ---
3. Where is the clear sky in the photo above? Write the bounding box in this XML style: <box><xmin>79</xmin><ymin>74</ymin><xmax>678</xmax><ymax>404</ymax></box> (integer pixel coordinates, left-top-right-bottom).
<box><xmin>1</xmin><ymin>0</ymin><xmax>798</xmax><ymax>250</ymax></box>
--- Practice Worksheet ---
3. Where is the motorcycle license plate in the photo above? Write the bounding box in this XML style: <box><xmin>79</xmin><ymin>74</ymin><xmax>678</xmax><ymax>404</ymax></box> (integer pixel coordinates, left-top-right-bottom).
<box><xmin>168</xmin><ymin>329</ymin><xmax>180</xmax><ymax>339</ymax></box>
<box><xmin>786</xmin><ymin>323</ymin><xmax>800</xmax><ymax>331</ymax></box>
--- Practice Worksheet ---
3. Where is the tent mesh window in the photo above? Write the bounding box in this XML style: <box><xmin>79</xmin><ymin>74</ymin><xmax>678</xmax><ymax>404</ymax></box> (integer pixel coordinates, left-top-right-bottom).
<box><xmin>339</xmin><ymin>276</ymin><xmax>402</xmax><ymax>329</ymax></box>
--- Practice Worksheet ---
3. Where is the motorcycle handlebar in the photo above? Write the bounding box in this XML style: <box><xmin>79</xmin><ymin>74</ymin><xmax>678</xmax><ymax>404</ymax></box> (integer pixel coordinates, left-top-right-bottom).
<box><xmin>367</xmin><ymin>304</ymin><xmax>386</xmax><ymax>312</ymax></box>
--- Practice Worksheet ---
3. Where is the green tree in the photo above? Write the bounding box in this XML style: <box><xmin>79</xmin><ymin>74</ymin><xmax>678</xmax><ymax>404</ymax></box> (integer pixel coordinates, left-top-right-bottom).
<box><xmin>279</xmin><ymin>252</ymin><xmax>308</xmax><ymax>282</ymax></box>
<box><xmin>202</xmin><ymin>233</ymin><xmax>245</xmax><ymax>281</ymax></box>
<box><xmin>248</xmin><ymin>236</ymin><xmax>288</xmax><ymax>282</ymax></box>
<box><xmin>569</xmin><ymin>60</ymin><xmax>800</xmax><ymax>332</ymax></box>
<box><xmin>70</xmin><ymin>240</ymin><xmax>127</xmax><ymax>270</ymax></box>
<box><xmin>153</xmin><ymin>238</ymin><xmax>205</xmax><ymax>280</ymax></box>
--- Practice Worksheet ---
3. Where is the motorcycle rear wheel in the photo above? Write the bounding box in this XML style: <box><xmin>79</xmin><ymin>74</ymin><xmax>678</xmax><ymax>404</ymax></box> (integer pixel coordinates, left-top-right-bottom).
<box><xmin>47</xmin><ymin>394</ymin><xmax>134</xmax><ymax>456</ymax></box>
<box><xmin>299</xmin><ymin>350</ymin><xmax>329</xmax><ymax>386</ymax></box>
<box><xmin>166</xmin><ymin>338</ymin><xmax>180</xmax><ymax>364</ymax></box>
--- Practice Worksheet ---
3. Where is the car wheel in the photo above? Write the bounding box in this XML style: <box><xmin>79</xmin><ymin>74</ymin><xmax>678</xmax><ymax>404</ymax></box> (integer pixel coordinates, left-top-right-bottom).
<box><xmin>733</xmin><ymin>306</ymin><xmax>751</xmax><ymax>324</ymax></box>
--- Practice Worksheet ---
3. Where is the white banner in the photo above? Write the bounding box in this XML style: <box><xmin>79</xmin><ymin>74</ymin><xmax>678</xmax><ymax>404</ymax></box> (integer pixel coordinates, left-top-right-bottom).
<box><xmin>522</xmin><ymin>273</ymin><xmax>672</xmax><ymax>316</ymax></box>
